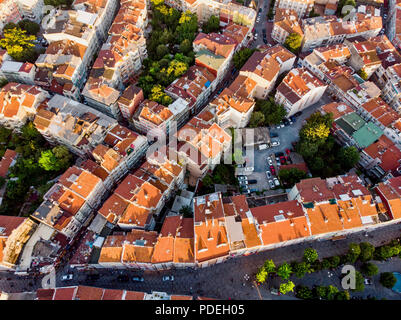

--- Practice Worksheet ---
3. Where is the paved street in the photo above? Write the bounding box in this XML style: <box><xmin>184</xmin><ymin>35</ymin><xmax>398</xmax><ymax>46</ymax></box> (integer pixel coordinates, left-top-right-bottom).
<box><xmin>1</xmin><ymin>220</ymin><xmax>401</xmax><ymax>300</ymax></box>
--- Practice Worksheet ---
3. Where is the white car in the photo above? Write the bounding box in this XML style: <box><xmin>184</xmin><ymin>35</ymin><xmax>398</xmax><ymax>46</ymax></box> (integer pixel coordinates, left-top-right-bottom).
<box><xmin>254</xmin><ymin>33</ymin><xmax>258</xmax><ymax>39</ymax></box>
<box><xmin>271</xmin><ymin>141</ymin><xmax>280</xmax><ymax>147</ymax></box>
<box><xmin>267</xmin><ymin>158</ymin><xmax>273</xmax><ymax>166</ymax></box>
<box><xmin>61</xmin><ymin>274</ymin><xmax>73</xmax><ymax>281</ymax></box>
<box><xmin>259</xmin><ymin>144</ymin><xmax>268</xmax><ymax>150</ymax></box>
<box><xmin>273</xmin><ymin>178</ymin><xmax>280</xmax><ymax>186</ymax></box>
<box><xmin>266</xmin><ymin>171</ymin><xmax>272</xmax><ymax>179</ymax></box>
<box><xmin>269</xmin><ymin>180</ymin><xmax>275</xmax><ymax>188</ymax></box>
<box><xmin>239</xmin><ymin>180</ymin><xmax>249</xmax><ymax>185</ymax></box>
<box><xmin>244</xmin><ymin>166</ymin><xmax>254</xmax><ymax>172</ymax></box>
<box><xmin>364</xmin><ymin>278</ymin><xmax>373</xmax><ymax>285</ymax></box>
<box><xmin>162</xmin><ymin>276</ymin><xmax>174</xmax><ymax>281</ymax></box>
<box><xmin>238</xmin><ymin>176</ymin><xmax>247</xmax><ymax>181</ymax></box>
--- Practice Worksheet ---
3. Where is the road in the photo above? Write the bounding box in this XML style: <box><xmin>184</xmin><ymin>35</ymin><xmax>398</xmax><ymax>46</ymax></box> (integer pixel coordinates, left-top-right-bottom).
<box><xmin>1</xmin><ymin>219</ymin><xmax>401</xmax><ymax>300</ymax></box>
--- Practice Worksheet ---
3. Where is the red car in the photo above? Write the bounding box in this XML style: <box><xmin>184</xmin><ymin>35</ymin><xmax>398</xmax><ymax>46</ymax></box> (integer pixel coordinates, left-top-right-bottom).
<box><xmin>270</xmin><ymin>165</ymin><xmax>276</xmax><ymax>175</ymax></box>
<box><xmin>280</xmin><ymin>156</ymin><xmax>286</xmax><ymax>165</ymax></box>
<box><xmin>285</xmin><ymin>148</ymin><xmax>291</xmax><ymax>155</ymax></box>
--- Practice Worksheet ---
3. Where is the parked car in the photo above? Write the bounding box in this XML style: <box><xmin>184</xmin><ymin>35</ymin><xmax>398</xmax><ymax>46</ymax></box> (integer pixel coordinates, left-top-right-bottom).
<box><xmin>267</xmin><ymin>158</ymin><xmax>273</xmax><ymax>166</ymax></box>
<box><xmin>276</xmin><ymin>152</ymin><xmax>284</xmax><ymax>157</ymax></box>
<box><xmin>266</xmin><ymin>171</ymin><xmax>272</xmax><ymax>179</ymax></box>
<box><xmin>236</xmin><ymin>163</ymin><xmax>243</xmax><ymax>168</ymax></box>
<box><xmin>269</xmin><ymin>165</ymin><xmax>276</xmax><ymax>175</ymax></box>
<box><xmin>86</xmin><ymin>274</ymin><xmax>100</xmax><ymax>281</ymax></box>
<box><xmin>285</xmin><ymin>148</ymin><xmax>291</xmax><ymax>155</ymax></box>
<box><xmin>163</xmin><ymin>276</ymin><xmax>174</xmax><ymax>281</ymax></box>
<box><xmin>280</xmin><ymin>156</ymin><xmax>286</xmax><ymax>165</ymax></box>
<box><xmin>117</xmin><ymin>275</ymin><xmax>129</xmax><ymax>282</ymax></box>
<box><xmin>290</xmin><ymin>116</ymin><xmax>296</xmax><ymax>123</ymax></box>
<box><xmin>283</xmin><ymin>119</ymin><xmax>290</xmax><ymax>126</ymax></box>
<box><xmin>294</xmin><ymin>111</ymin><xmax>302</xmax><ymax>117</ymax></box>
<box><xmin>271</xmin><ymin>141</ymin><xmax>280</xmax><ymax>147</ymax></box>
<box><xmin>259</xmin><ymin>8</ymin><xmax>262</xmax><ymax>12</ymax></box>
<box><xmin>270</xmin><ymin>132</ymin><xmax>278</xmax><ymax>138</ymax></box>
<box><xmin>239</xmin><ymin>180</ymin><xmax>249</xmax><ymax>185</ymax></box>
<box><xmin>276</xmin><ymin>160</ymin><xmax>281</xmax><ymax>166</ymax></box>
<box><xmin>132</xmin><ymin>276</ymin><xmax>144</xmax><ymax>282</ymax></box>
<box><xmin>250</xmin><ymin>188</ymin><xmax>258</xmax><ymax>193</ymax></box>
<box><xmin>364</xmin><ymin>278</ymin><xmax>373</xmax><ymax>285</ymax></box>
<box><xmin>238</xmin><ymin>175</ymin><xmax>247</xmax><ymax>181</ymax></box>
<box><xmin>273</xmin><ymin>178</ymin><xmax>280</xmax><ymax>186</ymax></box>
<box><xmin>61</xmin><ymin>274</ymin><xmax>73</xmax><ymax>281</ymax></box>
<box><xmin>269</xmin><ymin>180</ymin><xmax>275</xmax><ymax>188</ymax></box>
<box><xmin>259</xmin><ymin>144</ymin><xmax>268</xmax><ymax>150</ymax></box>
<box><xmin>244</xmin><ymin>166</ymin><xmax>254</xmax><ymax>172</ymax></box>
<box><xmin>248</xmin><ymin>179</ymin><xmax>257</xmax><ymax>184</ymax></box>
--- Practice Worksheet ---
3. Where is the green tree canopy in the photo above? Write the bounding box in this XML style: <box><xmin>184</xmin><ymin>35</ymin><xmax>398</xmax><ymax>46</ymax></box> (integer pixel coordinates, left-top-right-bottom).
<box><xmin>277</xmin><ymin>262</ymin><xmax>292</xmax><ymax>280</ymax></box>
<box><xmin>359</xmin><ymin>242</ymin><xmax>375</xmax><ymax>262</ymax></box>
<box><xmin>380</xmin><ymin>272</ymin><xmax>397</xmax><ymax>289</ymax></box>
<box><xmin>255</xmin><ymin>98</ymin><xmax>287</xmax><ymax>126</ymax></box>
<box><xmin>233</xmin><ymin>48</ymin><xmax>256</xmax><ymax>70</ymax></box>
<box><xmin>149</xmin><ymin>85</ymin><xmax>173</xmax><ymax>105</ymax></box>
<box><xmin>295</xmin><ymin>285</ymin><xmax>313</xmax><ymax>299</ymax></box>
<box><xmin>38</xmin><ymin>146</ymin><xmax>72</xmax><ymax>172</ymax></box>
<box><xmin>202</xmin><ymin>15</ymin><xmax>220</xmax><ymax>33</ymax></box>
<box><xmin>279</xmin><ymin>281</ymin><xmax>295</xmax><ymax>295</ymax></box>
<box><xmin>278</xmin><ymin>168</ymin><xmax>308</xmax><ymax>188</ymax></box>
<box><xmin>18</xmin><ymin>20</ymin><xmax>40</xmax><ymax>35</ymax></box>
<box><xmin>179</xmin><ymin>205</ymin><xmax>193</xmax><ymax>218</ymax></box>
<box><xmin>0</xmin><ymin>27</ymin><xmax>36</xmax><ymax>62</ymax></box>
<box><xmin>337</xmin><ymin>146</ymin><xmax>360</xmax><ymax>170</ymax></box>
<box><xmin>256</xmin><ymin>267</ymin><xmax>268</xmax><ymax>283</ymax></box>
<box><xmin>361</xmin><ymin>262</ymin><xmax>379</xmax><ymax>277</ymax></box>
<box><xmin>303</xmin><ymin>248</ymin><xmax>318</xmax><ymax>264</ymax></box>
<box><xmin>263</xmin><ymin>259</ymin><xmax>276</xmax><ymax>274</ymax></box>
<box><xmin>249</xmin><ymin>111</ymin><xmax>265</xmax><ymax>128</ymax></box>
<box><xmin>284</xmin><ymin>33</ymin><xmax>302</xmax><ymax>54</ymax></box>
<box><xmin>293</xmin><ymin>261</ymin><xmax>311</xmax><ymax>278</ymax></box>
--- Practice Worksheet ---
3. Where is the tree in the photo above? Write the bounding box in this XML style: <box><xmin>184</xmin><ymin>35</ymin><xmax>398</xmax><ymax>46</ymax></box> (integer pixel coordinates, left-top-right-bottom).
<box><xmin>38</xmin><ymin>150</ymin><xmax>60</xmax><ymax>171</ymax></box>
<box><xmin>293</xmin><ymin>262</ymin><xmax>311</xmax><ymax>278</ymax></box>
<box><xmin>330</xmin><ymin>256</ymin><xmax>341</xmax><ymax>269</ymax></box>
<box><xmin>295</xmin><ymin>285</ymin><xmax>313</xmax><ymax>299</ymax></box>
<box><xmin>278</xmin><ymin>168</ymin><xmax>307</xmax><ymax>188</ymax></box>
<box><xmin>303</xmin><ymin>248</ymin><xmax>318</xmax><ymax>264</ymax></box>
<box><xmin>345</xmin><ymin>243</ymin><xmax>361</xmax><ymax>263</ymax></box>
<box><xmin>337</xmin><ymin>146</ymin><xmax>360</xmax><ymax>170</ymax></box>
<box><xmin>315</xmin><ymin>286</ymin><xmax>327</xmax><ymax>299</ymax></box>
<box><xmin>358</xmin><ymin>69</ymin><xmax>368</xmax><ymax>80</ymax></box>
<box><xmin>52</xmin><ymin>145</ymin><xmax>73</xmax><ymax>171</ymax></box>
<box><xmin>284</xmin><ymin>33</ymin><xmax>302</xmax><ymax>54</ymax></box>
<box><xmin>359</xmin><ymin>242</ymin><xmax>375</xmax><ymax>262</ymax></box>
<box><xmin>18</xmin><ymin>20</ymin><xmax>40</xmax><ymax>35</ymax></box>
<box><xmin>166</xmin><ymin>60</ymin><xmax>188</xmax><ymax>78</ymax></box>
<box><xmin>279</xmin><ymin>281</ymin><xmax>295</xmax><ymax>295</ymax></box>
<box><xmin>179</xmin><ymin>205</ymin><xmax>193</xmax><ymax>218</ymax></box>
<box><xmin>202</xmin><ymin>15</ymin><xmax>220</xmax><ymax>33</ymax></box>
<box><xmin>0</xmin><ymin>27</ymin><xmax>36</xmax><ymax>62</ymax></box>
<box><xmin>255</xmin><ymin>98</ymin><xmax>287</xmax><ymax>126</ymax></box>
<box><xmin>326</xmin><ymin>285</ymin><xmax>339</xmax><ymax>300</ymax></box>
<box><xmin>321</xmin><ymin>258</ymin><xmax>331</xmax><ymax>270</ymax></box>
<box><xmin>156</xmin><ymin>44</ymin><xmax>169</xmax><ymax>60</ymax></box>
<box><xmin>375</xmin><ymin>245</ymin><xmax>395</xmax><ymax>261</ymax></box>
<box><xmin>249</xmin><ymin>111</ymin><xmax>265</xmax><ymax>128</ymax></box>
<box><xmin>263</xmin><ymin>259</ymin><xmax>276</xmax><ymax>274</ymax></box>
<box><xmin>179</xmin><ymin>39</ymin><xmax>192</xmax><ymax>55</ymax></box>
<box><xmin>256</xmin><ymin>267</ymin><xmax>268</xmax><ymax>283</ymax></box>
<box><xmin>361</xmin><ymin>262</ymin><xmax>379</xmax><ymax>277</ymax></box>
<box><xmin>335</xmin><ymin>291</ymin><xmax>350</xmax><ymax>300</ymax></box>
<box><xmin>149</xmin><ymin>85</ymin><xmax>173</xmax><ymax>105</ymax></box>
<box><xmin>233</xmin><ymin>48</ymin><xmax>256</xmax><ymax>70</ymax></box>
<box><xmin>138</xmin><ymin>75</ymin><xmax>155</xmax><ymax>97</ymax></box>
<box><xmin>352</xmin><ymin>271</ymin><xmax>365</xmax><ymax>292</ymax></box>
<box><xmin>277</xmin><ymin>262</ymin><xmax>292</xmax><ymax>280</ymax></box>
<box><xmin>380</xmin><ymin>272</ymin><xmax>397</xmax><ymax>289</ymax></box>
<box><xmin>303</xmin><ymin>123</ymin><xmax>330</xmax><ymax>142</ymax></box>
<box><xmin>202</xmin><ymin>175</ymin><xmax>214</xmax><ymax>188</ymax></box>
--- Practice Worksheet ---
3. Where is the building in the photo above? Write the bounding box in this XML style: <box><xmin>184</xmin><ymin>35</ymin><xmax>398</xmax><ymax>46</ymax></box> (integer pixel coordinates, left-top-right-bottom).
<box><xmin>33</xmin><ymin>94</ymin><xmax>118</xmax><ymax>157</ymax></box>
<box><xmin>0</xmin><ymin>82</ymin><xmax>50</xmax><ymax>130</ymax></box>
<box><xmin>0</xmin><ymin>61</ymin><xmax>36</xmax><ymax>85</ymax></box>
<box><xmin>275</xmin><ymin>0</ymin><xmax>314</xmax><ymax>18</ymax></box>
<box><xmin>376</xmin><ymin>176</ymin><xmax>401</xmax><ymax>220</ymax></box>
<box><xmin>16</xmin><ymin>0</ymin><xmax>44</xmax><ymax>23</ymax></box>
<box><xmin>275</xmin><ymin>68</ymin><xmax>327</xmax><ymax>116</ymax></box>
<box><xmin>31</xmin><ymin>165</ymin><xmax>107</xmax><ymax>238</ymax></box>
<box><xmin>0</xmin><ymin>0</ymin><xmax>22</xmax><ymax>31</ymax></box>
<box><xmin>0</xmin><ymin>149</ymin><xmax>18</xmax><ymax>179</ymax></box>
<box><xmin>116</xmin><ymin>85</ymin><xmax>144</xmax><ymax>121</ymax></box>
<box><xmin>271</xmin><ymin>9</ymin><xmax>303</xmax><ymax>44</ymax></box>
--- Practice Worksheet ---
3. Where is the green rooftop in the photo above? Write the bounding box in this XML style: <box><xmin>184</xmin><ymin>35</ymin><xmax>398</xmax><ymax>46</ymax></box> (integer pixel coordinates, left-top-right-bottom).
<box><xmin>352</xmin><ymin>122</ymin><xmax>383</xmax><ymax>148</ymax></box>
<box><xmin>335</xmin><ymin>112</ymin><xmax>365</xmax><ymax>135</ymax></box>
<box><xmin>195</xmin><ymin>49</ymin><xmax>225</xmax><ymax>71</ymax></box>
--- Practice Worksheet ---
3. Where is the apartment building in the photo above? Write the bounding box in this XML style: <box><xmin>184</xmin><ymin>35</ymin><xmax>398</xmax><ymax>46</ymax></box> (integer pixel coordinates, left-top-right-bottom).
<box><xmin>165</xmin><ymin>65</ymin><xmax>217</xmax><ymax>115</ymax></box>
<box><xmin>376</xmin><ymin>176</ymin><xmax>401</xmax><ymax>220</ymax></box>
<box><xmin>271</xmin><ymin>9</ymin><xmax>303</xmax><ymax>44</ymax></box>
<box><xmin>116</xmin><ymin>85</ymin><xmax>144</xmax><ymax>121</ymax></box>
<box><xmin>275</xmin><ymin>68</ymin><xmax>327</xmax><ymax>116</ymax></box>
<box><xmin>33</xmin><ymin>94</ymin><xmax>117</xmax><ymax>157</ymax></box>
<box><xmin>16</xmin><ymin>0</ymin><xmax>44</xmax><ymax>23</ymax></box>
<box><xmin>91</xmin><ymin>124</ymin><xmax>148</xmax><ymax>187</ymax></box>
<box><xmin>0</xmin><ymin>62</ymin><xmax>36</xmax><ymax>85</ymax></box>
<box><xmin>31</xmin><ymin>165</ymin><xmax>107</xmax><ymax>238</ymax></box>
<box><xmin>239</xmin><ymin>45</ymin><xmax>296</xmax><ymax>99</ymax></box>
<box><xmin>193</xmin><ymin>32</ymin><xmax>236</xmax><ymax>85</ymax></box>
<box><xmin>0</xmin><ymin>0</ymin><xmax>22</xmax><ymax>30</ymax></box>
<box><xmin>380</xmin><ymin>63</ymin><xmax>401</xmax><ymax>113</ymax></box>
<box><xmin>275</xmin><ymin>0</ymin><xmax>314</xmax><ymax>18</ymax></box>
<box><xmin>131</xmin><ymin>100</ymin><xmax>174</xmax><ymax>137</ymax></box>
<box><xmin>0</xmin><ymin>82</ymin><xmax>50</xmax><ymax>130</ymax></box>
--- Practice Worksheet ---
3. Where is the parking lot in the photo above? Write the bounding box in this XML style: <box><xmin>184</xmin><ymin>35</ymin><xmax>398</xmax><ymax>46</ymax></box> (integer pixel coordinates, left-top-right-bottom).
<box><xmin>237</xmin><ymin>94</ymin><xmax>333</xmax><ymax>195</ymax></box>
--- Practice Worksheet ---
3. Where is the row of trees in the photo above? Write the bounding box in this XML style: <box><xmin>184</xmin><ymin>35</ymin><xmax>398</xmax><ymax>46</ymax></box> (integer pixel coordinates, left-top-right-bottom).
<box><xmin>0</xmin><ymin>123</ymin><xmax>73</xmax><ymax>216</ymax></box>
<box><xmin>296</xmin><ymin>112</ymin><xmax>360</xmax><ymax>177</ymax></box>
<box><xmin>137</xmin><ymin>1</ymin><xmax>199</xmax><ymax>104</ymax></box>
<box><xmin>249</xmin><ymin>98</ymin><xmax>287</xmax><ymax>128</ymax></box>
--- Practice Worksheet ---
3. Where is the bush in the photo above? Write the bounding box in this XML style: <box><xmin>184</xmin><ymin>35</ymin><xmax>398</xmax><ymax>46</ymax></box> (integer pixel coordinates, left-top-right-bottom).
<box><xmin>277</xmin><ymin>262</ymin><xmax>292</xmax><ymax>280</ymax></box>
<box><xmin>380</xmin><ymin>272</ymin><xmax>397</xmax><ymax>289</ymax></box>
<box><xmin>359</xmin><ymin>242</ymin><xmax>375</xmax><ymax>262</ymax></box>
<box><xmin>295</xmin><ymin>285</ymin><xmax>313</xmax><ymax>299</ymax></box>
<box><xmin>292</xmin><ymin>262</ymin><xmax>311</xmax><ymax>278</ymax></box>
<box><xmin>330</xmin><ymin>256</ymin><xmax>341</xmax><ymax>268</ymax></box>
<box><xmin>303</xmin><ymin>248</ymin><xmax>318</xmax><ymax>264</ymax></box>
<box><xmin>361</xmin><ymin>262</ymin><xmax>379</xmax><ymax>277</ymax></box>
